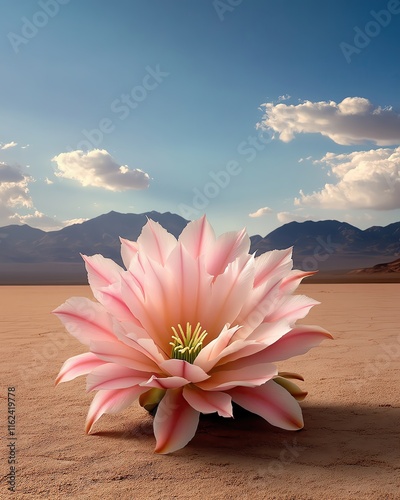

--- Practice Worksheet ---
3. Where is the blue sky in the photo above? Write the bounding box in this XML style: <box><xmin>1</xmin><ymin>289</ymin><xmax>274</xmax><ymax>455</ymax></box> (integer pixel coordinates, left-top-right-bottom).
<box><xmin>1</xmin><ymin>0</ymin><xmax>400</xmax><ymax>236</ymax></box>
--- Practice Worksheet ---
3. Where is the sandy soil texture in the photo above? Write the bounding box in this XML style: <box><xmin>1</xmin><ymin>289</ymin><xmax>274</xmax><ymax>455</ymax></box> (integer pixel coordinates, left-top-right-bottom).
<box><xmin>1</xmin><ymin>284</ymin><xmax>399</xmax><ymax>499</ymax></box>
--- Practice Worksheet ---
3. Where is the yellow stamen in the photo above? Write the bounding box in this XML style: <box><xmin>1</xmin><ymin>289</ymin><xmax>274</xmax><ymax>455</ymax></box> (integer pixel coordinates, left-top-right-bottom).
<box><xmin>169</xmin><ymin>322</ymin><xmax>208</xmax><ymax>364</ymax></box>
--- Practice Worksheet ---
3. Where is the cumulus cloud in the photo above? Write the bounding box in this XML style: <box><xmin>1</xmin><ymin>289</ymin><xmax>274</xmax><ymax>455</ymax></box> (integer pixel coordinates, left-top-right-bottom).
<box><xmin>257</xmin><ymin>97</ymin><xmax>400</xmax><ymax>146</ymax></box>
<box><xmin>0</xmin><ymin>141</ymin><xmax>18</xmax><ymax>150</ymax></box>
<box><xmin>0</xmin><ymin>163</ymin><xmax>32</xmax><ymax>209</ymax></box>
<box><xmin>44</xmin><ymin>177</ymin><xmax>54</xmax><ymax>185</ymax></box>
<box><xmin>0</xmin><ymin>163</ymin><xmax>34</xmax><ymax>226</ymax></box>
<box><xmin>248</xmin><ymin>207</ymin><xmax>273</xmax><ymax>218</ymax></box>
<box><xmin>52</xmin><ymin>149</ymin><xmax>150</xmax><ymax>191</ymax></box>
<box><xmin>0</xmin><ymin>163</ymin><xmax>69</xmax><ymax>230</ymax></box>
<box><xmin>0</xmin><ymin>164</ymin><xmax>26</xmax><ymax>183</ymax></box>
<box><xmin>277</xmin><ymin>212</ymin><xmax>315</xmax><ymax>224</ymax></box>
<box><xmin>295</xmin><ymin>147</ymin><xmax>400</xmax><ymax>210</ymax></box>
<box><xmin>0</xmin><ymin>163</ymin><xmax>94</xmax><ymax>231</ymax></box>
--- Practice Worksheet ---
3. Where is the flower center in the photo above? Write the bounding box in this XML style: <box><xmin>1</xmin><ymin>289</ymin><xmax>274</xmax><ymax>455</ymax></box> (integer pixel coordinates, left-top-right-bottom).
<box><xmin>169</xmin><ymin>322</ymin><xmax>208</xmax><ymax>364</ymax></box>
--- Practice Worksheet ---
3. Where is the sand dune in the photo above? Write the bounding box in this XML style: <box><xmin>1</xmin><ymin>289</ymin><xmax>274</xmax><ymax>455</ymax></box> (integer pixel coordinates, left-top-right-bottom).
<box><xmin>1</xmin><ymin>284</ymin><xmax>399</xmax><ymax>499</ymax></box>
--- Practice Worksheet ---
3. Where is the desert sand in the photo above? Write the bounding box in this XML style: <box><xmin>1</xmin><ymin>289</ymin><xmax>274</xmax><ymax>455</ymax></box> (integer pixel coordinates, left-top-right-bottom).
<box><xmin>1</xmin><ymin>284</ymin><xmax>399</xmax><ymax>499</ymax></box>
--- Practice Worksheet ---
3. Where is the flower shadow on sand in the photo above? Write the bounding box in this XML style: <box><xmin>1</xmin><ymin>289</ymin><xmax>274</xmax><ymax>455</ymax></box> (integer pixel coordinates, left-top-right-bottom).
<box><xmin>93</xmin><ymin>403</ymin><xmax>399</xmax><ymax>472</ymax></box>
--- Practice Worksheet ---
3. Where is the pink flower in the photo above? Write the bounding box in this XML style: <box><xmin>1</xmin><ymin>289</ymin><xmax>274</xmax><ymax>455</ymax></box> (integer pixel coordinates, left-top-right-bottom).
<box><xmin>54</xmin><ymin>216</ymin><xmax>331</xmax><ymax>454</ymax></box>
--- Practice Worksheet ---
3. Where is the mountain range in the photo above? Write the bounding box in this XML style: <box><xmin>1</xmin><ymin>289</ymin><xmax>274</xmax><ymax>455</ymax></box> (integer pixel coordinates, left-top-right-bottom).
<box><xmin>250</xmin><ymin>219</ymin><xmax>400</xmax><ymax>271</ymax></box>
<box><xmin>0</xmin><ymin>211</ymin><xmax>187</xmax><ymax>265</ymax></box>
<box><xmin>0</xmin><ymin>211</ymin><xmax>399</xmax><ymax>284</ymax></box>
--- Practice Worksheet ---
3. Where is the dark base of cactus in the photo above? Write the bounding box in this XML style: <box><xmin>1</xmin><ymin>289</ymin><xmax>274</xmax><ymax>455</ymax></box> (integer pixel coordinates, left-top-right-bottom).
<box><xmin>146</xmin><ymin>402</ymin><xmax>253</xmax><ymax>419</ymax></box>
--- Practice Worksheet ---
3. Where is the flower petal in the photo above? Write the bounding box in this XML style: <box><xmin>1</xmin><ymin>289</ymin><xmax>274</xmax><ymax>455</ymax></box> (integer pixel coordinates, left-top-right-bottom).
<box><xmin>179</xmin><ymin>215</ymin><xmax>216</xmax><ymax>258</ymax></box>
<box><xmin>125</xmin><ymin>253</ymin><xmax>180</xmax><ymax>353</ymax></box>
<box><xmin>246</xmin><ymin>319</ymin><xmax>291</xmax><ymax>343</ymax></box>
<box><xmin>253</xmin><ymin>248</ymin><xmax>293</xmax><ymax>288</ymax></box>
<box><xmin>120</xmin><ymin>237</ymin><xmax>138</xmax><ymax>269</ymax></box>
<box><xmin>194</xmin><ymin>324</ymin><xmax>240</xmax><ymax>370</ymax></box>
<box><xmin>55</xmin><ymin>352</ymin><xmax>106</xmax><ymax>385</ymax></box>
<box><xmin>90</xmin><ymin>340</ymin><xmax>162</xmax><ymax>372</ymax></box>
<box><xmin>137</xmin><ymin>218</ymin><xmax>177</xmax><ymax>266</ymax></box>
<box><xmin>234</xmin><ymin>252</ymin><xmax>310</xmax><ymax>338</ymax></box>
<box><xmin>154</xmin><ymin>388</ymin><xmax>200</xmax><ymax>454</ymax></box>
<box><xmin>85</xmin><ymin>387</ymin><xmax>147</xmax><ymax>433</ymax></box>
<box><xmin>165</xmin><ymin>243</ymin><xmax>213</xmax><ymax>329</ymax></box>
<box><xmin>265</xmin><ymin>295</ymin><xmax>320</xmax><ymax>324</ymax></box>
<box><xmin>255</xmin><ymin>325</ymin><xmax>333</xmax><ymax>363</ymax></box>
<box><xmin>122</xmin><ymin>253</ymin><xmax>146</xmax><ymax>298</ymax></box>
<box><xmin>53</xmin><ymin>297</ymin><xmax>116</xmax><ymax>346</ymax></box>
<box><xmin>142</xmin><ymin>375</ymin><xmax>189</xmax><ymax>390</ymax></box>
<box><xmin>229</xmin><ymin>381</ymin><xmax>304</xmax><ymax>430</ymax></box>
<box><xmin>229</xmin><ymin>325</ymin><xmax>333</xmax><ymax>367</ymax></box>
<box><xmin>119</xmin><ymin>336</ymin><xmax>167</xmax><ymax>367</ymax></box>
<box><xmin>86</xmin><ymin>363</ymin><xmax>150</xmax><ymax>391</ymax></box>
<box><xmin>206</xmin><ymin>228</ymin><xmax>250</xmax><ymax>277</ymax></box>
<box><xmin>212</xmin><ymin>339</ymin><xmax>269</xmax><ymax>367</ymax></box>
<box><xmin>196</xmin><ymin>338</ymin><xmax>266</xmax><ymax>373</ymax></box>
<box><xmin>183</xmin><ymin>386</ymin><xmax>233</xmax><ymax>417</ymax></box>
<box><xmin>207</xmin><ymin>254</ymin><xmax>255</xmax><ymax>339</ymax></box>
<box><xmin>233</xmin><ymin>279</ymin><xmax>282</xmax><ymax>338</ymax></box>
<box><xmin>82</xmin><ymin>254</ymin><xmax>122</xmax><ymax>291</ymax></box>
<box><xmin>120</xmin><ymin>272</ymin><xmax>146</xmax><ymax>316</ymax></box>
<box><xmin>197</xmin><ymin>363</ymin><xmax>277</xmax><ymax>391</ymax></box>
<box><xmin>96</xmin><ymin>281</ymin><xmax>142</xmax><ymax>324</ymax></box>
<box><xmin>160</xmin><ymin>359</ymin><xmax>210</xmax><ymax>383</ymax></box>
<box><xmin>280</xmin><ymin>269</ymin><xmax>316</xmax><ymax>294</ymax></box>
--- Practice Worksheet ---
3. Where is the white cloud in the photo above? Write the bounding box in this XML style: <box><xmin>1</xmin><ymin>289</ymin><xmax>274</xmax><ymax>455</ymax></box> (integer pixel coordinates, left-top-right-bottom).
<box><xmin>52</xmin><ymin>149</ymin><xmax>150</xmax><ymax>191</ymax></box>
<box><xmin>44</xmin><ymin>177</ymin><xmax>54</xmax><ymax>185</ymax></box>
<box><xmin>0</xmin><ymin>163</ymin><xmax>35</xmax><ymax>226</ymax></box>
<box><xmin>0</xmin><ymin>163</ymin><xmax>94</xmax><ymax>231</ymax></box>
<box><xmin>64</xmin><ymin>218</ymin><xmax>88</xmax><ymax>226</ymax></box>
<box><xmin>277</xmin><ymin>94</ymin><xmax>291</xmax><ymax>102</ymax></box>
<box><xmin>257</xmin><ymin>97</ymin><xmax>400</xmax><ymax>146</ymax></box>
<box><xmin>248</xmin><ymin>206</ymin><xmax>273</xmax><ymax>218</ymax></box>
<box><xmin>277</xmin><ymin>212</ymin><xmax>315</xmax><ymax>224</ymax></box>
<box><xmin>0</xmin><ymin>163</ymin><xmax>62</xmax><ymax>230</ymax></box>
<box><xmin>9</xmin><ymin>211</ymin><xmax>62</xmax><ymax>230</ymax></box>
<box><xmin>0</xmin><ymin>141</ymin><xmax>18</xmax><ymax>150</ymax></box>
<box><xmin>8</xmin><ymin>212</ymin><xmax>89</xmax><ymax>231</ymax></box>
<box><xmin>298</xmin><ymin>156</ymin><xmax>313</xmax><ymax>163</ymax></box>
<box><xmin>0</xmin><ymin>163</ymin><xmax>32</xmax><ymax>209</ymax></box>
<box><xmin>295</xmin><ymin>147</ymin><xmax>400</xmax><ymax>210</ymax></box>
